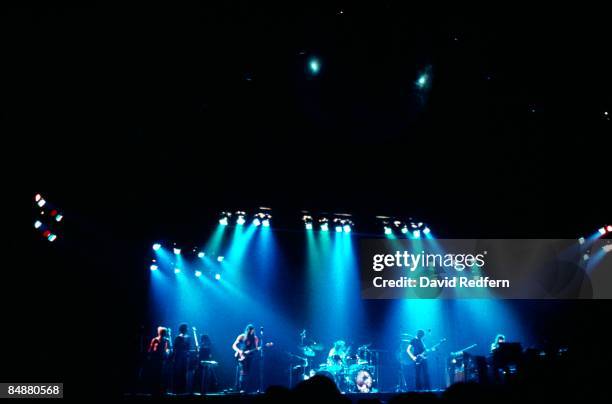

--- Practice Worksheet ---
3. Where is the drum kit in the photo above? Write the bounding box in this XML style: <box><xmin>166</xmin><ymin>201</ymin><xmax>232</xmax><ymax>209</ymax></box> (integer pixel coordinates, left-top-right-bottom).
<box><xmin>290</xmin><ymin>333</ymin><xmax>379</xmax><ymax>393</ymax></box>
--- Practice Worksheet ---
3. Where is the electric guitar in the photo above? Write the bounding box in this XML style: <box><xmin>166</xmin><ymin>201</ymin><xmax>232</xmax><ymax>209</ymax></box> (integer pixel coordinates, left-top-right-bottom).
<box><xmin>413</xmin><ymin>338</ymin><xmax>447</xmax><ymax>364</ymax></box>
<box><xmin>235</xmin><ymin>342</ymin><xmax>274</xmax><ymax>362</ymax></box>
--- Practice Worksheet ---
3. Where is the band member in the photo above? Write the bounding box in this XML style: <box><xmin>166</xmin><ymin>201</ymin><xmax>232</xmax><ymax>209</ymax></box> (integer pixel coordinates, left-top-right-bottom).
<box><xmin>172</xmin><ymin>323</ymin><xmax>190</xmax><ymax>394</ymax></box>
<box><xmin>195</xmin><ymin>334</ymin><xmax>217</xmax><ymax>394</ymax></box>
<box><xmin>490</xmin><ymin>334</ymin><xmax>506</xmax><ymax>353</ymax></box>
<box><xmin>407</xmin><ymin>330</ymin><xmax>430</xmax><ymax>391</ymax></box>
<box><xmin>327</xmin><ymin>340</ymin><xmax>348</xmax><ymax>367</ymax></box>
<box><xmin>232</xmin><ymin>324</ymin><xmax>259</xmax><ymax>392</ymax></box>
<box><xmin>148</xmin><ymin>326</ymin><xmax>170</xmax><ymax>396</ymax></box>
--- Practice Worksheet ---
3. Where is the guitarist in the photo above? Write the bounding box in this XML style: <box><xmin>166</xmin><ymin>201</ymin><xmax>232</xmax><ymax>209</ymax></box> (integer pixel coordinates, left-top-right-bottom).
<box><xmin>407</xmin><ymin>330</ymin><xmax>430</xmax><ymax>391</ymax></box>
<box><xmin>232</xmin><ymin>324</ymin><xmax>259</xmax><ymax>392</ymax></box>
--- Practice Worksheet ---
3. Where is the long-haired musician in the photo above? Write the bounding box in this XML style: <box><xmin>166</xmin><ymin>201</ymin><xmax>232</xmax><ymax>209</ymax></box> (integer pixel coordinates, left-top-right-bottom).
<box><xmin>232</xmin><ymin>324</ymin><xmax>259</xmax><ymax>392</ymax></box>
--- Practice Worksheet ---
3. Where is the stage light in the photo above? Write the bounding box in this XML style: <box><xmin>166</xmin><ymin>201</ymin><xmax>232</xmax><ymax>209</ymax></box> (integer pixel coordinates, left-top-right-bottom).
<box><xmin>401</xmin><ymin>226</ymin><xmax>408</xmax><ymax>234</ymax></box>
<box><xmin>309</xmin><ymin>58</ymin><xmax>320</xmax><ymax>75</ymax></box>
<box><xmin>43</xmin><ymin>230</ymin><xmax>51</xmax><ymax>238</ymax></box>
<box><xmin>152</xmin><ymin>243</ymin><xmax>161</xmax><ymax>251</ymax></box>
<box><xmin>173</xmin><ymin>247</ymin><xmax>181</xmax><ymax>255</ymax></box>
<box><xmin>578</xmin><ymin>237</ymin><xmax>585</xmax><ymax>245</ymax></box>
<box><xmin>47</xmin><ymin>233</ymin><xmax>57</xmax><ymax>242</ymax></box>
<box><xmin>416</xmin><ymin>74</ymin><xmax>428</xmax><ymax>89</ymax></box>
<box><xmin>55</xmin><ymin>214</ymin><xmax>63</xmax><ymax>222</ymax></box>
<box><xmin>235</xmin><ymin>211</ymin><xmax>247</xmax><ymax>226</ymax></box>
<box><xmin>150</xmin><ymin>264</ymin><xmax>158</xmax><ymax>271</ymax></box>
<box><xmin>195</xmin><ymin>270</ymin><xmax>202</xmax><ymax>278</ymax></box>
<box><xmin>603</xmin><ymin>244</ymin><xmax>612</xmax><ymax>253</ymax></box>
<box><xmin>35</xmin><ymin>194</ymin><xmax>42</xmax><ymax>202</ymax></box>
<box><xmin>333</xmin><ymin>216</ymin><xmax>354</xmax><ymax>234</ymax></box>
<box><xmin>219</xmin><ymin>211</ymin><xmax>231</xmax><ymax>226</ymax></box>
<box><xmin>607</xmin><ymin>225</ymin><xmax>612</xmax><ymax>233</ymax></box>
<box><xmin>303</xmin><ymin>214</ymin><xmax>314</xmax><ymax>230</ymax></box>
<box><xmin>174</xmin><ymin>268</ymin><xmax>181</xmax><ymax>274</ymax></box>
<box><xmin>217</xmin><ymin>256</ymin><xmax>224</xmax><ymax>262</ymax></box>
<box><xmin>215</xmin><ymin>273</ymin><xmax>221</xmax><ymax>280</ymax></box>
<box><xmin>34</xmin><ymin>220</ymin><xmax>42</xmax><ymax>229</ymax></box>
<box><xmin>598</xmin><ymin>227</ymin><xmax>607</xmax><ymax>235</ymax></box>
<box><xmin>37</xmin><ymin>198</ymin><xmax>46</xmax><ymax>207</ymax></box>
<box><xmin>583</xmin><ymin>254</ymin><xmax>590</xmax><ymax>261</ymax></box>
<box><xmin>198</xmin><ymin>252</ymin><xmax>205</xmax><ymax>258</ymax></box>
<box><xmin>254</xmin><ymin>209</ymin><xmax>272</xmax><ymax>228</ymax></box>
<box><xmin>413</xmin><ymin>230</ymin><xmax>421</xmax><ymax>239</ymax></box>
<box><xmin>423</xmin><ymin>227</ymin><xmax>431</xmax><ymax>235</ymax></box>
<box><xmin>384</xmin><ymin>226</ymin><xmax>392</xmax><ymax>235</ymax></box>
<box><xmin>319</xmin><ymin>218</ymin><xmax>329</xmax><ymax>232</ymax></box>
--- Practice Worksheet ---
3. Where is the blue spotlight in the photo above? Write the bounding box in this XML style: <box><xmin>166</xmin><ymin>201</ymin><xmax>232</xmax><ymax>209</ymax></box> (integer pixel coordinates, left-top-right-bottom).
<box><xmin>413</xmin><ymin>230</ymin><xmax>421</xmax><ymax>239</ymax></box>
<box><xmin>215</xmin><ymin>273</ymin><xmax>221</xmax><ymax>280</ymax></box>
<box><xmin>308</xmin><ymin>58</ymin><xmax>321</xmax><ymax>75</ymax></box>
<box><xmin>335</xmin><ymin>225</ymin><xmax>343</xmax><ymax>233</ymax></box>
<box><xmin>47</xmin><ymin>233</ymin><xmax>57</xmax><ymax>242</ymax></box>
<box><xmin>303</xmin><ymin>215</ymin><xmax>314</xmax><ymax>230</ymax></box>
<box><xmin>236</xmin><ymin>215</ymin><xmax>246</xmax><ymax>226</ymax></box>
<box><xmin>219</xmin><ymin>217</ymin><xmax>228</xmax><ymax>226</ymax></box>
<box><xmin>253</xmin><ymin>218</ymin><xmax>261</xmax><ymax>227</ymax></box>
<box><xmin>598</xmin><ymin>227</ymin><xmax>607</xmax><ymax>235</ymax></box>
<box><xmin>34</xmin><ymin>220</ymin><xmax>42</xmax><ymax>229</ymax></box>
<box><xmin>416</xmin><ymin>74</ymin><xmax>428</xmax><ymax>89</ymax></box>
<box><xmin>55</xmin><ymin>214</ymin><xmax>63</xmax><ymax>222</ymax></box>
<box><xmin>384</xmin><ymin>226</ymin><xmax>392</xmax><ymax>235</ymax></box>
<box><xmin>343</xmin><ymin>224</ymin><xmax>351</xmax><ymax>233</ymax></box>
<box><xmin>152</xmin><ymin>243</ymin><xmax>162</xmax><ymax>251</ymax></box>
<box><xmin>423</xmin><ymin>227</ymin><xmax>431</xmax><ymax>235</ymax></box>
<box><xmin>37</xmin><ymin>198</ymin><xmax>46</xmax><ymax>207</ymax></box>
<box><xmin>262</xmin><ymin>218</ymin><xmax>270</xmax><ymax>227</ymax></box>
<box><xmin>173</xmin><ymin>247</ymin><xmax>181</xmax><ymax>255</ymax></box>
<box><xmin>195</xmin><ymin>270</ymin><xmax>202</xmax><ymax>278</ymax></box>
<box><xmin>321</xmin><ymin>223</ymin><xmax>329</xmax><ymax>232</ymax></box>
<box><xmin>150</xmin><ymin>264</ymin><xmax>158</xmax><ymax>271</ymax></box>
<box><xmin>197</xmin><ymin>252</ymin><xmax>205</xmax><ymax>258</ymax></box>
<box><xmin>174</xmin><ymin>267</ymin><xmax>181</xmax><ymax>274</ymax></box>
<box><xmin>217</xmin><ymin>256</ymin><xmax>224</xmax><ymax>262</ymax></box>
<box><xmin>401</xmin><ymin>226</ymin><xmax>408</xmax><ymax>234</ymax></box>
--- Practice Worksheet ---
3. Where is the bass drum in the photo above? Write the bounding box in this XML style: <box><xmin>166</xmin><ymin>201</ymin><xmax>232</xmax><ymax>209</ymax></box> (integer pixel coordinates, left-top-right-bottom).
<box><xmin>353</xmin><ymin>368</ymin><xmax>374</xmax><ymax>393</ymax></box>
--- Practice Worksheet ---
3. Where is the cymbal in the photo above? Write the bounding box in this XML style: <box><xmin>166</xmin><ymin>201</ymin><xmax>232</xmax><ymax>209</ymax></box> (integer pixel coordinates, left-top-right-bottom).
<box><xmin>301</xmin><ymin>346</ymin><xmax>315</xmax><ymax>357</ymax></box>
<box><xmin>309</xmin><ymin>343</ymin><xmax>324</xmax><ymax>351</ymax></box>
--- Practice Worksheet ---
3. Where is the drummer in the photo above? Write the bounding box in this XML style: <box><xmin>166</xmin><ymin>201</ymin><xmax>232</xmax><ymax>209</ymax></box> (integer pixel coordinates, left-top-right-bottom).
<box><xmin>327</xmin><ymin>340</ymin><xmax>348</xmax><ymax>366</ymax></box>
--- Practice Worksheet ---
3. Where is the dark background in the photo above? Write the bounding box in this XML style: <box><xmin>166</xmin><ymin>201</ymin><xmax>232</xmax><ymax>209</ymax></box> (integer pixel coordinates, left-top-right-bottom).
<box><xmin>3</xmin><ymin>2</ymin><xmax>610</xmax><ymax>400</ymax></box>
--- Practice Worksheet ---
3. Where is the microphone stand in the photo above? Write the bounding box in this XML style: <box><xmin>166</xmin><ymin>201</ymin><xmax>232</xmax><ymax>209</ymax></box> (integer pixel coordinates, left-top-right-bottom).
<box><xmin>259</xmin><ymin>327</ymin><xmax>264</xmax><ymax>393</ymax></box>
